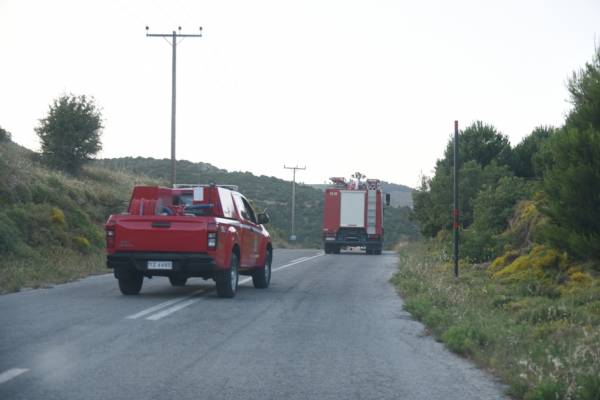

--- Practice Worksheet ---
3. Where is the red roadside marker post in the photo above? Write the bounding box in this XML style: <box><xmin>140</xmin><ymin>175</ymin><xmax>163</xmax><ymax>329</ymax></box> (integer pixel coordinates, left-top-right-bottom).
<box><xmin>453</xmin><ymin>120</ymin><xmax>460</xmax><ymax>277</ymax></box>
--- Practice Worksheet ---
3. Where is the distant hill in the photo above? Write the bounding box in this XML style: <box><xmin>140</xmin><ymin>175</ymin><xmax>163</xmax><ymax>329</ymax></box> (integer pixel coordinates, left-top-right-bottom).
<box><xmin>96</xmin><ymin>157</ymin><xmax>419</xmax><ymax>248</ymax></box>
<box><xmin>310</xmin><ymin>181</ymin><xmax>414</xmax><ymax>208</ymax></box>
<box><xmin>380</xmin><ymin>181</ymin><xmax>414</xmax><ymax>208</ymax></box>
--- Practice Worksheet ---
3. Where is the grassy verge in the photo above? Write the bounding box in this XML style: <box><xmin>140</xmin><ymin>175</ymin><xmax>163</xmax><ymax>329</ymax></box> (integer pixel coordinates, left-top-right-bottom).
<box><xmin>0</xmin><ymin>248</ymin><xmax>107</xmax><ymax>293</ymax></box>
<box><xmin>392</xmin><ymin>241</ymin><xmax>600</xmax><ymax>400</ymax></box>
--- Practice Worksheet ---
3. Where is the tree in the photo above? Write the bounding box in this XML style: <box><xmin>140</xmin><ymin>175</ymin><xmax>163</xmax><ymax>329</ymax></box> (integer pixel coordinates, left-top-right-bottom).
<box><xmin>35</xmin><ymin>94</ymin><xmax>103</xmax><ymax>174</ymax></box>
<box><xmin>0</xmin><ymin>125</ymin><xmax>11</xmax><ymax>142</ymax></box>
<box><xmin>541</xmin><ymin>127</ymin><xmax>600</xmax><ymax>260</ymax></box>
<box><xmin>565</xmin><ymin>47</ymin><xmax>600</xmax><ymax>132</ymax></box>
<box><xmin>440</xmin><ymin>121</ymin><xmax>512</xmax><ymax>170</ymax></box>
<box><xmin>540</xmin><ymin>48</ymin><xmax>600</xmax><ymax>261</ymax></box>
<box><xmin>412</xmin><ymin>121</ymin><xmax>513</xmax><ymax>237</ymax></box>
<box><xmin>511</xmin><ymin>126</ymin><xmax>556</xmax><ymax>179</ymax></box>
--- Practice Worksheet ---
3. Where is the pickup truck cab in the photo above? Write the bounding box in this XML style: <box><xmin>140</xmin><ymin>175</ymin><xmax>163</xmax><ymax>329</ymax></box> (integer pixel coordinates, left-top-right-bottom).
<box><xmin>105</xmin><ymin>184</ymin><xmax>272</xmax><ymax>298</ymax></box>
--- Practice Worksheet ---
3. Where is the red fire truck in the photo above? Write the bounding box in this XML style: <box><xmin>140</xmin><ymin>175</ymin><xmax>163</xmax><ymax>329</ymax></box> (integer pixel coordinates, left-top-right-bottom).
<box><xmin>322</xmin><ymin>177</ymin><xmax>389</xmax><ymax>255</ymax></box>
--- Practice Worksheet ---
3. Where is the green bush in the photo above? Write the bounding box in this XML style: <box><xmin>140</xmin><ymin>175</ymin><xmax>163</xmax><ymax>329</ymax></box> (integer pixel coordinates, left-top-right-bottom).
<box><xmin>403</xmin><ymin>298</ymin><xmax>433</xmax><ymax>320</ymax></box>
<box><xmin>524</xmin><ymin>380</ymin><xmax>567</xmax><ymax>400</ymax></box>
<box><xmin>0</xmin><ymin>212</ymin><xmax>21</xmax><ymax>253</ymax></box>
<box><xmin>73</xmin><ymin>235</ymin><xmax>91</xmax><ymax>253</ymax></box>
<box><xmin>442</xmin><ymin>322</ymin><xmax>491</xmax><ymax>356</ymax></box>
<box><xmin>576</xmin><ymin>375</ymin><xmax>600</xmax><ymax>400</ymax></box>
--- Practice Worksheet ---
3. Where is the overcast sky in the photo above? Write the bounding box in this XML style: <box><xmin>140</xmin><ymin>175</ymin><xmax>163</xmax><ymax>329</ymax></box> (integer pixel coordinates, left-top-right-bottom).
<box><xmin>1</xmin><ymin>0</ymin><xmax>599</xmax><ymax>186</ymax></box>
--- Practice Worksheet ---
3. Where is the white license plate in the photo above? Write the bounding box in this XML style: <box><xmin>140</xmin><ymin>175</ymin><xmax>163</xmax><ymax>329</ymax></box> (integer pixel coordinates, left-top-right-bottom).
<box><xmin>147</xmin><ymin>261</ymin><xmax>173</xmax><ymax>270</ymax></box>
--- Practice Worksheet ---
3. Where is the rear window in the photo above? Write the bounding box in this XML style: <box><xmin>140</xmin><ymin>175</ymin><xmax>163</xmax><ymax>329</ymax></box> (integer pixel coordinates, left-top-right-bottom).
<box><xmin>176</xmin><ymin>194</ymin><xmax>194</xmax><ymax>206</ymax></box>
<box><xmin>174</xmin><ymin>190</ymin><xmax>213</xmax><ymax>216</ymax></box>
<box><xmin>218</xmin><ymin>188</ymin><xmax>235</xmax><ymax>219</ymax></box>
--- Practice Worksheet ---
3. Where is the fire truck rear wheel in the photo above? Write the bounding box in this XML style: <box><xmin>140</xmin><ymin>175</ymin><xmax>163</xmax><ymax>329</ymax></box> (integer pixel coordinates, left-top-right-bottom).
<box><xmin>252</xmin><ymin>249</ymin><xmax>272</xmax><ymax>289</ymax></box>
<box><xmin>118</xmin><ymin>271</ymin><xmax>143</xmax><ymax>295</ymax></box>
<box><xmin>216</xmin><ymin>252</ymin><xmax>239</xmax><ymax>298</ymax></box>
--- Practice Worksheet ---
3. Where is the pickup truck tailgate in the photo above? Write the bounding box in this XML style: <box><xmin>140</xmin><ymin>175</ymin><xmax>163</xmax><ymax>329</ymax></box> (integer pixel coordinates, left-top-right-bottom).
<box><xmin>114</xmin><ymin>216</ymin><xmax>209</xmax><ymax>253</ymax></box>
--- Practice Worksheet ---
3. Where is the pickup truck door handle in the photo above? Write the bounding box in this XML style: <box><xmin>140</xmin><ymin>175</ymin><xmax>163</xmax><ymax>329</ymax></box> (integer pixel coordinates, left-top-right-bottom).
<box><xmin>152</xmin><ymin>221</ymin><xmax>171</xmax><ymax>228</ymax></box>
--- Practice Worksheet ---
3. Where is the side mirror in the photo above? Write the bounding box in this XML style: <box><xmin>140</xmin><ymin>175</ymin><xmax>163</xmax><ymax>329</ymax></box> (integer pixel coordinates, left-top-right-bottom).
<box><xmin>257</xmin><ymin>213</ymin><xmax>270</xmax><ymax>225</ymax></box>
<box><xmin>385</xmin><ymin>193</ymin><xmax>391</xmax><ymax>207</ymax></box>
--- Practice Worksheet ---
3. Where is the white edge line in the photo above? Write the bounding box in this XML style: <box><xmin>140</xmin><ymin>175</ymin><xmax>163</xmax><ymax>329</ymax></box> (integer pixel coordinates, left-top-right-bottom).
<box><xmin>126</xmin><ymin>288</ymin><xmax>206</xmax><ymax>319</ymax></box>
<box><xmin>143</xmin><ymin>252</ymin><xmax>324</xmax><ymax>321</ymax></box>
<box><xmin>0</xmin><ymin>368</ymin><xmax>29</xmax><ymax>385</ymax></box>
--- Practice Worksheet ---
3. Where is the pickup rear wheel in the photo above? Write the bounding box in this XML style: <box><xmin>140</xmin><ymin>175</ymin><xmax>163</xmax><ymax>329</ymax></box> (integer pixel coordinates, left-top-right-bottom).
<box><xmin>118</xmin><ymin>271</ymin><xmax>143</xmax><ymax>295</ymax></box>
<box><xmin>169</xmin><ymin>276</ymin><xmax>188</xmax><ymax>287</ymax></box>
<box><xmin>252</xmin><ymin>250</ymin><xmax>272</xmax><ymax>289</ymax></box>
<box><xmin>216</xmin><ymin>253</ymin><xmax>239</xmax><ymax>298</ymax></box>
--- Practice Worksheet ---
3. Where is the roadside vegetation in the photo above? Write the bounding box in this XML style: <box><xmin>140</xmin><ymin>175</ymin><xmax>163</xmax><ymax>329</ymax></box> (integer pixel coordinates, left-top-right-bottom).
<box><xmin>0</xmin><ymin>139</ymin><xmax>158</xmax><ymax>293</ymax></box>
<box><xmin>393</xmin><ymin>241</ymin><xmax>600</xmax><ymax>400</ymax></box>
<box><xmin>405</xmin><ymin>48</ymin><xmax>600</xmax><ymax>399</ymax></box>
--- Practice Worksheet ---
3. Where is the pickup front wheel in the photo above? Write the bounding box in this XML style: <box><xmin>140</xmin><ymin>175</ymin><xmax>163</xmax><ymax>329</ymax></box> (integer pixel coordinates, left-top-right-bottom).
<box><xmin>216</xmin><ymin>253</ymin><xmax>239</xmax><ymax>298</ymax></box>
<box><xmin>118</xmin><ymin>271</ymin><xmax>143</xmax><ymax>295</ymax></box>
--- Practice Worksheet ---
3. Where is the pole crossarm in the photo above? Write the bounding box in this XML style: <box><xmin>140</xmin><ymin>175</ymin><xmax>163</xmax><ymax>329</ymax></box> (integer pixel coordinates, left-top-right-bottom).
<box><xmin>146</xmin><ymin>33</ymin><xmax>203</xmax><ymax>38</ymax></box>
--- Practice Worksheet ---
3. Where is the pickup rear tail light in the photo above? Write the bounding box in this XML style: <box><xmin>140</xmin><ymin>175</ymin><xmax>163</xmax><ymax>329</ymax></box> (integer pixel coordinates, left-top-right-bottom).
<box><xmin>106</xmin><ymin>228</ymin><xmax>115</xmax><ymax>248</ymax></box>
<box><xmin>207</xmin><ymin>232</ymin><xmax>217</xmax><ymax>249</ymax></box>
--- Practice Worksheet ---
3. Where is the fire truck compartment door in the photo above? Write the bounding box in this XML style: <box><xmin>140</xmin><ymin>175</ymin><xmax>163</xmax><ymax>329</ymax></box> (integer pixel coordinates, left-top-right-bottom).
<box><xmin>340</xmin><ymin>191</ymin><xmax>365</xmax><ymax>227</ymax></box>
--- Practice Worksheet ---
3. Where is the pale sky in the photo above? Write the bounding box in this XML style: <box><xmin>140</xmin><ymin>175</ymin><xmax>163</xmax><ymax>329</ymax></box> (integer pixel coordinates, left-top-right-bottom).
<box><xmin>1</xmin><ymin>0</ymin><xmax>599</xmax><ymax>187</ymax></box>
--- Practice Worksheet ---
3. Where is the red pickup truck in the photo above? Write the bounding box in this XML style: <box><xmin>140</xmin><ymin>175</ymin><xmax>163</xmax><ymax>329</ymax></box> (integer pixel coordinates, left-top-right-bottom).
<box><xmin>105</xmin><ymin>184</ymin><xmax>273</xmax><ymax>298</ymax></box>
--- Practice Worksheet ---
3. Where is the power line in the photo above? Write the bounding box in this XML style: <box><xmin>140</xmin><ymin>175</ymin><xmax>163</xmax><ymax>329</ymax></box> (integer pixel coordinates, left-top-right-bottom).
<box><xmin>145</xmin><ymin>26</ymin><xmax>202</xmax><ymax>187</ymax></box>
<box><xmin>284</xmin><ymin>165</ymin><xmax>306</xmax><ymax>241</ymax></box>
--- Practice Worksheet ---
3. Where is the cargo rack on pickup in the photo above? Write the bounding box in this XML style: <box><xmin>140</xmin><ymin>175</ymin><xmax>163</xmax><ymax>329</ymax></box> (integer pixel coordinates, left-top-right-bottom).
<box><xmin>173</xmin><ymin>183</ymin><xmax>240</xmax><ymax>191</ymax></box>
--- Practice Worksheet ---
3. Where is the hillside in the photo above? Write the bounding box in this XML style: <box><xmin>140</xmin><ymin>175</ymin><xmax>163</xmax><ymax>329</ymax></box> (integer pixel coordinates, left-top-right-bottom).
<box><xmin>0</xmin><ymin>140</ymin><xmax>158</xmax><ymax>293</ymax></box>
<box><xmin>95</xmin><ymin>157</ymin><xmax>419</xmax><ymax>248</ymax></box>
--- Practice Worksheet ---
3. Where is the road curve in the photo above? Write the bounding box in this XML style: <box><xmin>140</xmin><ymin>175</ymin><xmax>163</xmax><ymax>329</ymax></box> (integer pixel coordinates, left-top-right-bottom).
<box><xmin>0</xmin><ymin>249</ymin><xmax>507</xmax><ymax>399</ymax></box>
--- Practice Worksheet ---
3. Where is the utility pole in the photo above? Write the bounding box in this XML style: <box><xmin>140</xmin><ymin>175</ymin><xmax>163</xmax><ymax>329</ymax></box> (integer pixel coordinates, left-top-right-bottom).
<box><xmin>146</xmin><ymin>26</ymin><xmax>202</xmax><ymax>187</ymax></box>
<box><xmin>453</xmin><ymin>120</ymin><xmax>460</xmax><ymax>277</ymax></box>
<box><xmin>284</xmin><ymin>165</ymin><xmax>306</xmax><ymax>241</ymax></box>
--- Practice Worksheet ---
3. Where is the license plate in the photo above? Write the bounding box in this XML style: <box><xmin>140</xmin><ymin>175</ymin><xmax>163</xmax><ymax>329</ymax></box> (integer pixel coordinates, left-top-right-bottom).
<box><xmin>147</xmin><ymin>261</ymin><xmax>173</xmax><ymax>270</ymax></box>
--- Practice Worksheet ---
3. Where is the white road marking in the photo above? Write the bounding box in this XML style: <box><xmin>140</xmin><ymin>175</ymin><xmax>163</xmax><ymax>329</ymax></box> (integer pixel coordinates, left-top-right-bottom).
<box><xmin>272</xmin><ymin>253</ymin><xmax>323</xmax><ymax>273</ymax></box>
<box><xmin>0</xmin><ymin>368</ymin><xmax>28</xmax><ymax>385</ymax></box>
<box><xmin>146</xmin><ymin>298</ymin><xmax>201</xmax><ymax>320</ymax></box>
<box><xmin>126</xmin><ymin>288</ymin><xmax>207</xmax><ymax>319</ymax></box>
<box><xmin>139</xmin><ymin>252</ymin><xmax>324</xmax><ymax>321</ymax></box>
<box><xmin>288</xmin><ymin>257</ymin><xmax>308</xmax><ymax>263</ymax></box>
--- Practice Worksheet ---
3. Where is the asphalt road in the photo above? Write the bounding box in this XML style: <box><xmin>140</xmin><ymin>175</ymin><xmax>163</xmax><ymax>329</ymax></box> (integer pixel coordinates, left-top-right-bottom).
<box><xmin>0</xmin><ymin>249</ymin><xmax>508</xmax><ymax>399</ymax></box>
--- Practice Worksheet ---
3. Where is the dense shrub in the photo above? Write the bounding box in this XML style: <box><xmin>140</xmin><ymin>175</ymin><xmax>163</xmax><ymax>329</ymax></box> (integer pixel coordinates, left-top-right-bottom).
<box><xmin>540</xmin><ymin>127</ymin><xmax>600</xmax><ymax>261</ymax></box>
